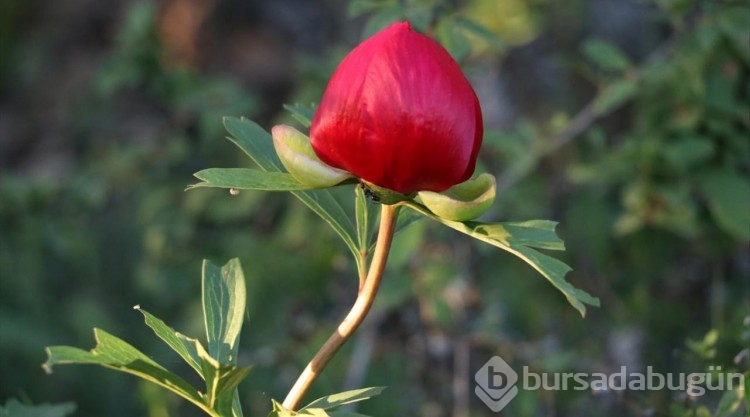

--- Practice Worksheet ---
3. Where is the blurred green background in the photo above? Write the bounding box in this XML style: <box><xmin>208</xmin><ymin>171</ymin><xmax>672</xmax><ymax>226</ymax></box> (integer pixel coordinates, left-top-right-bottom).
<box><xmin>1</xmin><ymin>0</ymin><xmax>748</xmax><ymax>416</ymax></box>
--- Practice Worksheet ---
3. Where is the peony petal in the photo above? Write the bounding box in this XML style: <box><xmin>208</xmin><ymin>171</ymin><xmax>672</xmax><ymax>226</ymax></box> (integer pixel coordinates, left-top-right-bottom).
<box><xmin>310</xmin><ymin>21</ymin><xmax>483</xmax><ymax>195</ymax></box>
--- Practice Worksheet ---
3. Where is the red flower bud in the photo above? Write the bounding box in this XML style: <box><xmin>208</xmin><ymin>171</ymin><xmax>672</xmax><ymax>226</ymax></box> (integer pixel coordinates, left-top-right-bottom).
<box><xmin>310</xmin><ymin>21</ymin><xmax>483</xmax><ymax>195</ymax></box>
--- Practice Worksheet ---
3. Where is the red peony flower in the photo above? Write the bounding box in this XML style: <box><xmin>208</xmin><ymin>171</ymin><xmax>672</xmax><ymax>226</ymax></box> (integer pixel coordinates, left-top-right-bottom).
<box><xmin>310</xmin><ymin>21</ymin><xmax>483</xmax><ymax>195</ymax></box>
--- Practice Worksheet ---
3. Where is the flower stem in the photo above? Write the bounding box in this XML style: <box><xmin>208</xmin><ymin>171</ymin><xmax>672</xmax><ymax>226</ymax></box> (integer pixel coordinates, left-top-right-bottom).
<box><xmin>282</xmin><ymin>203</ymin><xmax>400</xmax><ymax>410</ymax></box>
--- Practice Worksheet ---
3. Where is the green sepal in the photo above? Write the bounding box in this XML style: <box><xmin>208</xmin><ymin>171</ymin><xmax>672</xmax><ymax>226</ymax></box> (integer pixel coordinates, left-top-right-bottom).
<box><xmin>361</xmin><ymin>182</ymin><xmax>415</xmax><ymax>205</ymax></box>
<box><xmin>272</xmin><ymin>125</ymin><xmax>352</xmax><ymax>188</ymax></box>
<box><xmin>417</xmin><ymin>173</ymin><xmax>496</xmax><ymax>221</ymax></box>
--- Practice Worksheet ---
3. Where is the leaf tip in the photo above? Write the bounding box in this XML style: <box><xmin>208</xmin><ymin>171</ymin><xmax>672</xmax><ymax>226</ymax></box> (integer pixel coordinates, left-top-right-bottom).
<box><xmin>184</xmin><ymin>182</ymin><xmax>206</xmax><ymax>192</ymax></box>
<box><xmin>41</xmin><ymin>349</ymin><xmax>54</xmax><ymax>374</ymax></box>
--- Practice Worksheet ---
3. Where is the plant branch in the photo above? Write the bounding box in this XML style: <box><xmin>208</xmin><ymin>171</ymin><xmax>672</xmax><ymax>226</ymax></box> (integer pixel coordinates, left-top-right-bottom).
<box><xmin>496</xmin><ymin>23</ymin><xmax>689</xmax><ymax>193</ymax></box>
<box><xmin>282</xmin><ymin>203</ymin><xmax>400</xmax><ymax>410</ymax></box>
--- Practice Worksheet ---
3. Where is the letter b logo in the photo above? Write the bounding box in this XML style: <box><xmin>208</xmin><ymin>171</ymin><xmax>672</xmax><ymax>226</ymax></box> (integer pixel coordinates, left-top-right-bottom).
<box><xmin>488</xmin><ymin>365</ymin><xmax>508</xmax><ymax>389</ymax></box>
<box><xmin>475</xmin><ymin>356</ymin><xmax>519</xmax><ymax>412</ymax></box>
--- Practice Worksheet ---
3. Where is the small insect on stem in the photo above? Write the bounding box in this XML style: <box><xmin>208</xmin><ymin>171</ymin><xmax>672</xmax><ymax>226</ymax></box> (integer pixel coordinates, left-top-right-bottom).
<box><xmin>229</xmin><ymin>188</ymin><xmax>240</xmax><ymax>196</ymax></box>
<box><xmin>360</xmin><ymin>182</ymin><xmax>381</xmax><ymax>203</ymax></box>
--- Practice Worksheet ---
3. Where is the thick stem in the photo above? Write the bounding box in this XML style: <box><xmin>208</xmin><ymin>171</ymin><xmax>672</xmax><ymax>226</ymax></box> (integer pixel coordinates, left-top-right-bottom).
<box><xmin>282</xmin><ymin>204</ymin><xmax>400</xmax><ymax>410</ymax></box>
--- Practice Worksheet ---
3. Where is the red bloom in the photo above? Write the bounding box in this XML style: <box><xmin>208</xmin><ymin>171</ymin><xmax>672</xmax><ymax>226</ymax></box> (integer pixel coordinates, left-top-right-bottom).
<box><xmin>310</xmin><ymin>21</ymin><xmax>483</xmax><ymax>195</ymax></box>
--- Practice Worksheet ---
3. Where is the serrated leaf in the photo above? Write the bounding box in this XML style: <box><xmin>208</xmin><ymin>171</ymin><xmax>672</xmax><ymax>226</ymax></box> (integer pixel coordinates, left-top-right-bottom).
<box><xmin>43</xmin><ymin>329</ymin><xmax>217</xmax><ymax>416</ymax></box>
<box><xmin>190</xmin><ymin>169</ymin><xmax>318</xmax><ymax>191</ymax></box>
<box><xmin>301</xmin><ymin>387</ymin><xmax>386</xmax><ymax>411</ymax></box>
<box><xmin>136</xmin><ymin>306</ymin><xmax>203</xmax><ymax>377</ymax></box>
<box><xmin>404</xmin><ymin>202</ymin><xmax>599</xmax><ymax>317</ymax></box>
<box><xmin>136</xmin><ymin>302</ymin><xmax>248</xmax><ymax>417</ymax></box>
<box><xmin>488</xmin><ymin>220</ymin><xmax>566</xmax><ymax>251</ymax></box>
<box><xmin>221</xmin><ymin>117</ymin><xmax>360</xmax><ymax>266</ymax></box>
<box><xmin>0</xmin><ymin>399</ymin><xmax>76</xmax><ymax>417</ymax></box>
<box><xmin>203</xmin><ymin>258</ymin><xmax>246</xmax><ymax>365</ymax></box>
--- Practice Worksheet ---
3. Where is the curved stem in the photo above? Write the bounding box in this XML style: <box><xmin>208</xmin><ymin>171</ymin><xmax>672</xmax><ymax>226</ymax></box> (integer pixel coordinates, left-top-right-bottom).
<box><xmin>282</xmin><ymin>204</ymin><xmax>400</xmax><ymax>410</ymax></box>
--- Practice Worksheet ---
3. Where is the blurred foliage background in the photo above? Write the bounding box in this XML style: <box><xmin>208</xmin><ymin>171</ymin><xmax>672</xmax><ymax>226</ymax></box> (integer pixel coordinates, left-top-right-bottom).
<box><xmin>1</xmin><ymin>0</ymin><xmax>748</xmax><ymax>416</ymax></box>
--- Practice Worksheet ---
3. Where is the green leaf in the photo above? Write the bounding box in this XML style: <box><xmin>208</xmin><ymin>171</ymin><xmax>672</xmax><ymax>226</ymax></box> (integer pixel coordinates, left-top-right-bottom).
<box><xmin>267</xmin><ymin>398</ymin><xmax>376</xmax><ymax>417</ymax></box>
<box><xmin>455</xmin><ymin>17</ymin><xmax>504</xmax><ymax>49</ymax></box>
<box><xmin>301</xmin><ymin>387</ymin><xmax>386</xmax><ymax>411</ymax></box>
<box><xmin>268</xmin><ymin>400</ymin><xmax>299</xmax><ymax>417</ymax></box>
<box><xmin>686</xmin><ymin>329</ymin><xmax>719</xmax><ymax>360</ymax></box>
<box><xmin>217</xmin><ymin>367</ymin><xmax>251</xmax><ymax>399</ymax></box>
<box><xmin>43</xmin><ymin>329</ymin><xmax>217</xmax><ymax>416</ymax></box>
<box><xmin>496</xmin><ymin>220</ymin><xmax>567</xmax><ymax>251</ymax></box>
<box><xmin>355</xmin><ymin>185</ymin><xmax>374</xmax><ymax>253</ymax></box>
<box><xmin>266</xmin><ymin>388</ymin><xmax>385</xmax><ymax>416</ymax></box>
<box><xmin>222</xmin><ymin>117</ymin><xmax>360</xmax><ymax>266</ymax></box>
<box><xmin>404</xmin><ymin>202</ymin><xmax>599</xmax><ymax>317</ymax></box>
<box><xmin>190</xmin><ymin>169</ymin><xmax>318</xmax><ymax>191</ymax></box>
<box><xmin>0</xmin><ymin>399</ymin><xmax>76</xmax><ymax>417</ymax></box>
<box><xmin>436</xmin><ymin>18</ymin><xmax>472</xmax><ymax>61</ymax></box>
<box><xmin>362</xmin><ymin>3</ymin><xmax>403</xmax><ymax>38</ymax></box>
<box><xmin>714</xmin><ymin>384</ymin><xmax>745</xmax><ymax>415</ymax></box>
<box><xmin>282</xmin><ymin>103</ymin><xmax>315</xmax><ymax>128</ymax></box>
<box><xmin>135</xmin><ymin>305</ymin><xmax>249</xmax><ymax>417</ymax></box>
<box><xmin>698</xmin><ymin>170</ymin><xmax>750</xmax><ymax>241</ymax></box>
<box><xmin>202</xmin><ymin>259</ymin><xmax>250</xmax><ymax>417</ymax></box>
<box><xmin>200</xmin><ymin>357</ymin><xmax>252</xmax><ymax>416</ymax></box>
<box><xmin>136</xmin><ymin>306</ymin><xmax>203</xmax><ymax>377</ymax></box>
<box><xmin>203</xmin><ymin>258</ymin><xmax>246</xmax><ymax>365</ymax></box>
<box><xmin>662</xmin><ymin>136</ymin><xmax>715</xmax><ymax>170</ymax></box>
<box><xmin>593</xmin><ymin>78</ymin><xmax>637</xmax><ymax>114</ymax></box>
<box><xmin>296</xmin><ymin>189</ymin><xmax>360</xmax><ymax>257</ymax></box>
<box><xmin>348</xmin><ymin>0</ymin><xmax>388</xmax><ymax>17</ymax></box>
<box><xmin>232</xmin><ymin>392</ymin><xmax>244</xmax><ymax>417</ymax></box>
<box><xmin>582</xmin><ymin>38</ymin><xmax>631</xmax><ymax>72</ymax></box>
<box><xmin>354</xmin><ymin>185</ymin><xmax>377</xmax><ymax>283</ymax></box>
<box><xmin>224</xmin><ymin>117</ymin><xmax>284</xmax><ymax>172</ymax></box>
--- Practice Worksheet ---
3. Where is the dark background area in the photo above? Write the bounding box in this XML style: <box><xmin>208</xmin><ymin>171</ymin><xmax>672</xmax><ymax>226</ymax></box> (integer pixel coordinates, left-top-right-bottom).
<box><xmin>1</xmin><ymin>0</ymin><xmax>748</xmax><ymax>416</ymax></box>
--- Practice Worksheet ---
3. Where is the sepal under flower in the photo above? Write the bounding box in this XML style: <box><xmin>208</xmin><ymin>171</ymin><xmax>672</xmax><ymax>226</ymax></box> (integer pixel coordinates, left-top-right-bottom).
<box><xmin>272</xmin><ymin>125</ymin><xmax>352</xmax><ymax>188</ymax></box>
<box><xmin>417</xmin><ymin>173</ymin><xmax>496</xmax><ymax>221</ymax></box>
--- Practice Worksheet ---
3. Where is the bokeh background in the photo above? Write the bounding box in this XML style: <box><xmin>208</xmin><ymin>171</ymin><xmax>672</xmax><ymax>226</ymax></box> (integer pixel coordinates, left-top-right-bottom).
<box><xmin>1</xmin><ymin>0</ymin><xmax>748</xmax><ymax>416</ymax></box>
